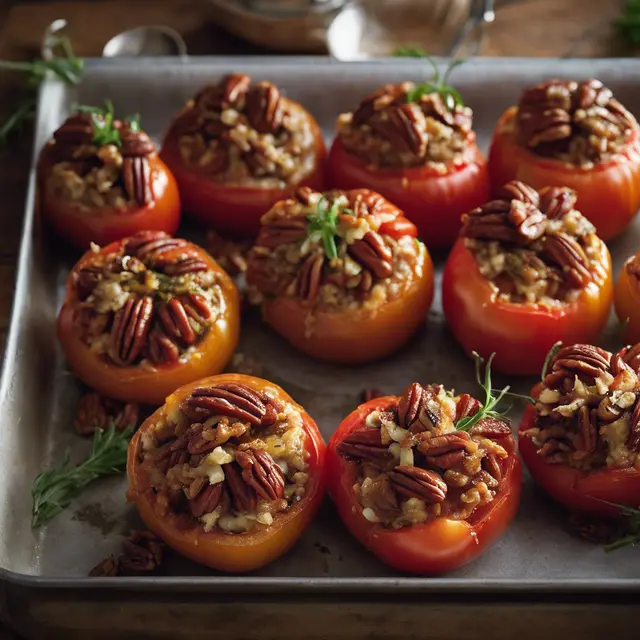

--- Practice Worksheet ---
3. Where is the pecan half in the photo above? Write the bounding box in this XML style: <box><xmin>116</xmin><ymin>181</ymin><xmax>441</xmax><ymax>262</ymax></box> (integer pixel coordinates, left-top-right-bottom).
<box><xmin>455</xmin><ymin>394</ymin><xmax>481</xmax><ymax>422</ymax></box>
<box><xmin>461</xmin><ymin>201</ymin><xmax>521</xmax><ymax>244</ymax></box>
<box><xmin>397</xmin><ymin>383</ymin><xmax>441</xmax><ymax>433</ymax></box>
<box><xmin>547</xmin><ymin>344</ymin><xmax>611</xmax><ymax>382</ymax></box>
<box><xmin>258</xmin><ymin>217</ymin><xmax>307</xmax><ymax>248</ymax></box>
<box><xmin>123</xmin><ymin>231</ymin><xmax>188</xmax><ymax>262</ymax></box>
<box><xmin>619</xmin><ymin>344</ymin><xmax>640</xmax><ymax>375</ymax></box>
<box><xmin>53</xmin><ymin>114</ymin><xmax>94</xmax><ymax>151</ymax></box>
<box><xmin>371</xmin><ymin>104</ymin><xmax>425</xmax><ymax>156</ymax></box>
<box><xmin>542</xmin><ymin>233</ymin><xmax>592</xmax><ymax>288</ymax></box>
<box><xmin>74</xmin><ymin>392</ymin><xmax>140</xmax><ymax>436</ymax></box>
<box><xmin>119</xmin><ymin>530</ymin><xmax>164</xmax><ymax>574</ymax></box>
<box><xmin>158</xmin><ymin>298</ymin><xmax>197</xmax><ymax>345</ymax></box>
<box><xmin>179</xmin><ymin>292</ymin><xmax>213</xmax><ymax>321</ymax></box>
<box><xmin>89</xmin><ymin>555</ymin><xmax>120</xmax><ymax>577</ymax></box>
<box><xmin>468</xmin><ymin>418</ymin><xmax>513</xmax><ymax>440</ymax></box>
<box><xmin>539</xmin><ymin>186</ymin><xmax>578</xmax><ymax>219</ymax></box>
<box><xmin>162</xmin><ymin>256</ymin><xmax>209</xmax><ymax>276</ymax></box>
<box><xmin>499</xmin><ymin>180</ymin><xmax>540</xmax><ymax>206</ymax></box>
<box><xmin>337</xmin><ymin>428</ymin><xmax>392</xmax><ymax>461</ymax></box>
<box><xmin>483</xmin><ymin>453</ymin><xmax>502</xmax><ymax>483</ymax></box>
<box><xmin>196</xmin><ymin>74</ymin><xmax>251</xmax><ymax>111</ymax></box>
<box><xmin>182</xmin><ymin>384</ymin><xmax>268</xmax><ymax>425</ymax></box>
<box><xmin>120</xmin><ymin>130</ymin><xmax>156</xmax><ymax>157</ymax></box>
<box><xmin>577</xmin><ymin>406</ymin><xmax>598</xmax><ymax>453</ymax></box>
<box><xmin>348</xmin><ymin>231</ymin><xmax>394</xmax><ymax>279</ymax></box>
<box><xmin>417</xmin><ymin>431</ymin><xmax>477</xmax><ymax>456</ymax></box>
<box><xmin>224</xmin><ymin>462</ymin><xmax>257</xmax><ymax>513</ymax></box>
<box><xmin>296</xmin><ymin>254</ymin><xmax>324</xmax><ymax>302</ymax></box>
<box><xmin>388</xmin><ymin>466</ymin><xmax>447</xmax><ymax>503</ymax></box>
<box><xmin>236</xmin><ymin>447</ymin><xmax>285</xmax><ymax>501</ymax></box>
<box><xmin>109</xmin><ymin>296</ymin><xmax>154</xmax><ymax>365</ymax></box>
<box><xmin>245</xmin><ymin>81</ymin><xmax>283</xmax><ymax>134</ymax></box>
<box><xmin>146</xmin><ymin>327</ymin><xmax>180</xmax><ymax>365</ymax></box>
<box><xmin>189</xmin><ymin>483</ymin><xmax>223</xmax><ymax>518</ymax></box>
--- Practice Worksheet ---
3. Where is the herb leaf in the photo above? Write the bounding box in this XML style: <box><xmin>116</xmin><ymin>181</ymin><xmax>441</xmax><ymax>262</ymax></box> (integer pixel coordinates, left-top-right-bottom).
<box><xmin>306</xmin><ymin>196</ymin><xmax>343</xmax><ymax>260</ymax></box>
<box><xmin>615</xmin><ymin>0</ymin><xmax>640</xmax><ymax>45</ymax></box>
<box><xmin>393</xmin><ymin>45</ymin><xmax>429</xmax><ymax>58</ymax></box>
<box><xmin>592</xmin><ymin>500</ymin><xmax>640</xmax><ymax>551</ymax></box>
<box><xmin>541</xmin><ymin>341</ymin><xmax>563</xmax><ymax>381</ymax></box>
<box><xmin>456</xmin><ymin>352</ymin><xmax>513</xmax><ymax>432</ymax></box>
<box><xmin>31</xmin><ymin>425</ymin><xmax>133</xmax><ymax>529</ymax></box>
<box><xmin>76</xmin><ymin>100</ymin><xmax>123</xmax><ymax>147</ymax></box>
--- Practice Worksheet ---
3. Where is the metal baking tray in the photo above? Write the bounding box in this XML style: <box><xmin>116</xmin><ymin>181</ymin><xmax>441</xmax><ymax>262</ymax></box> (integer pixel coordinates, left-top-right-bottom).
<box><xmin>1</xmin><ymin>56</ymin><xmax>640</xmax><ymax>634</ymax></box>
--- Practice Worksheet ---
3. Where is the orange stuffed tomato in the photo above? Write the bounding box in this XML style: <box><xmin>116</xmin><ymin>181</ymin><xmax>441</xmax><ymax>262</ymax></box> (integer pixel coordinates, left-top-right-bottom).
<box><xmin>127</xmin><ymin>373</ymin><xmax>326</xmax><ymax>573</ymax></box>
<box><xmin>519</xmin><ymin>343</ymin><xmax>640</xmax><ymax>517</ymax></box>
<box><xmin>160</xmin><ymin>73</ymin><xmax>325</xmax><ymax>239</ymax></box>
<box><xmin>326</xmin><ymin>381</ymin><xmax>521</xmax><ymax>574</ymax></box>
<box><xmin>442</xmin><ymin>181</ymin><xmax>613</xmax><ymax>375</ymax></box>
<box><xmin>327</xmin><ymin>82</ymin><xmax>490</xmax><ymax>249</ymax></box>
<box><xmin>488</xmin><ymin>79</ymin><xmax>640</xmax><ymax>241</ymax></box>
<box><xmin>39</xmin><ymin>107</ymin><xmax>180</xmax><ymax>250</ymax></box>
<box><xmin>57</xmin><ymin>230</ymin><xmax>240</xmax><ymax>405</ymax></box>
<box><xmin>245</xmin><ymin>187</ymin><xmax>434</xmax><ymax>364</ymax></box>
<box><xmin>614</xmin><ymin>251</ymin><xmax>640</xmax><ymax>344</ymax></box>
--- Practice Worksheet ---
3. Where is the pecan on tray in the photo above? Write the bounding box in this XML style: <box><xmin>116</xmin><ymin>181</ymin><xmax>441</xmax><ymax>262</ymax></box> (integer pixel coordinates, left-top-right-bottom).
<box><xmin>74</xmin><ymin>391</ymin><xmax>140</xmax><ymax>437</ymax></box>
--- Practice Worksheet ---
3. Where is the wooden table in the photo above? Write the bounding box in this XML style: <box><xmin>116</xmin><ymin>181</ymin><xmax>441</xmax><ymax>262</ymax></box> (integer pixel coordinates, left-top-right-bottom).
<box><xmin>0</xmin><ymin>0</ymin><xmax>637</xmax><ymax>637</ymax></box>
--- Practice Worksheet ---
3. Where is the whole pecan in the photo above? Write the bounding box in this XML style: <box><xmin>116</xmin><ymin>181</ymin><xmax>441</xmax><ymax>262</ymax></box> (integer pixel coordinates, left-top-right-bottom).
<box><xmin>348</xmin><ymin>231</ymin><xmax>394</xmax><ymax>279</ymax></box>
<box><xmin>337</xmin><ymin>428</ymin><xmax>392</xmax><ymax>461</ymax></box>
<box><xmin>123</xmin><ymin>231</ymin><xmax>188</xmax><ymax>262</ymax></box>
<box><xmin>296</xmin><ymin>254</ymin><xmax>324</xmax><ymax>302</ymax></box>
<box><xmin>158</xmin><ymin>298</ymin><xmax>197</xmax><ymax>345</ymax></box>
<box><xmin>119</xmin><ymin>530</ymin><xmax>164</xmax><ymax>574</ymax></box>
<box><xmin>182</xmin><ymin>383</ymin><xmax>268</xmax><ymax>425</ymax></box>
<box><xmin>245</xmin><ymin>81</ymin><xmax>283</xmax><ymax>134</ymax></box>
<box><xmin>109</xmin><ymin>296</ymin><xmax>154</xmax><ymax>365</ymax></box>
<box><xmin>189</xmin><ymin>483</ymin><xmax>223</xmax><ymax>518</ymax></box>
<box><xmin>236</xmin><ymin>447</ymin><xmax>285</xmax><ymax>501</ymax></box>
<box><xmin>146</xmin><ymin>327</ymin><xmax>180</xmax><ymax>365</ymax></box>
<box><xmin>74</xmin><ymin>391</ymin><xmax>140</xmax><ymax>437</ymax></box>
<box><xmin>542</xmin><ymin>233</ymin><xmax>592</xmax><ymax>288</ymax></box>
<box><xmin>577</xmin><ymin>406</ymin><xmax>598</xmax><ymax>454</ymax></box>
<box><xmin>397</xmin><ymin>383</ymin><xmax>441</xmax><ymax>433</ymax></box>
<box><xmin>224</xmin><ymin>462</ymin><xmax>258</xmax><ymax>513</ymax></box>
<box><xmin>539</xmin><ymin>186</ymin><xmax>578</xmax><ymax>219</ymax></box>
<box><xmin>388</xmin><ymin>466</ymin><xmax>447</xmax><ymax>503</ymax></box>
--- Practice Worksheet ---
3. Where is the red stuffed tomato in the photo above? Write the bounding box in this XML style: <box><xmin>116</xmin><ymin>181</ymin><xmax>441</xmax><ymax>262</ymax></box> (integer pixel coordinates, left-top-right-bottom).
<box><xmin>160</xmin><ymin>73</ymin><xmax>325</xmax><ymax>239</ymax></box>
<box><xmin>442</xmin><ymin>180</ymin><xmax>613</xmax><ymax>375</ymax></box>
<box><xmin>519</xmin><ymin>343</ymin><xmax>640</xmax><ymax>517</ymax></box>
<box><xmin>39</xmin><ymin>108</ymin><xmax>180</xmax><ymax>250</ymax></box>
<box><xmin>488</xmin><ymin>79</ymin><xmax>640</xmax><ymax>241</ymax></box>
<box><xmin>245</xmin><ymin>187</ymin><xmax>433</xmax><ymax>365</ymax></box>
<box><xmin>326</xmin><ymin>382</ymin><xmax>521</xmax><ymax>574</ymax></box>
<box><xmin>614</xmin><ymin>251</ymin><xmax>640</xmax><ymax>344</ymax></box>
<box><xmin>327</xmin><ymin>81</ymin><xmax>490</xmax><ymax>249</ymax></box>
<box><xmin>127</xmin><ymin>373</ymin><xmax>326</xmax><ymax>573</ymax></box>
<box><xmin>57</xmin><ymin>230</ymin><xmax>240</xmax><ymax>405</ymax></box>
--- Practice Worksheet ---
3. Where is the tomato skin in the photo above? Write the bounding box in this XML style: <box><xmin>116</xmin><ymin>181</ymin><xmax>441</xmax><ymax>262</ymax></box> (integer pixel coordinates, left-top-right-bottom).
<box><xmin>160</xmin><ymin>105</ymin><xmax>326</xmax><ymax>239</ymax></box>
<box><xmin>326</xmin><ymin>397</ymin><xmax>521</xmax><ymax>574</ymax></box>
<box><xmin>126</xmin><ymin>373</ymin><xmax>326</xmax><ymax>573</ymax></box>
<box><xmin>56</xmin><ymin>238</ymin><xmax>240</xmax><ymax>405</ymax></box>
<box><xmin>442</xmin><ymin>238</ymin><xmax>613</xmax><ymax>375</ymax></box>
<box><xmin>488</xmin><ymin>107</ymin><xmax>640</xmax><ymax>241</ymax></box>
<box><xmin>518</xmin><ymin>402</ymin><xmax>640</xmax><ymax>517</ymax></box>
<box><xmin>326</xmin><ymin>137</ymin><xmax>491</xmax><ymax>249</ymax></box>
<box><xmin>614</xmin><ymin>253</ymin><xmax>640</xmax><ymax>344</ymax></box>
<box><xmin>258</xmin><ymin>250</ymin><xmax>434</xmax><ymax>365</ymax></box>
<box><xmin>40</xmin><ymin>155</ymin><xmax>181</xmax><ymax>250</ymax></box>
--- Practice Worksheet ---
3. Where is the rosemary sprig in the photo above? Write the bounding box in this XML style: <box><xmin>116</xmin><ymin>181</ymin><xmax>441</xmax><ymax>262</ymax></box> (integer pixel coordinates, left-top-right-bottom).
<box><xmin>456</xmin><ymin>352</ymin><xmax>529</xmax><ymax>432</ymax></box>
<box><xmin>394</xmin><ymin>47</ymin><xmax>465</xmax><ymax>110</ymax></box>
<box><xmin>591</xmin><ymin>500</ymin><xmax>640</xmax><ymax>551</ymax></box>
<box><xmin>31</xmin><ymin>424</ymin><xmax>133</xmax><ymax>529</ymax></box>
<box><xmin>615</xmin><ymin>0</ymin><xmax>640</xmax><ymax>45</ymax></box>
<box><xmin>541</xmin><ymin>341</ymin><xmax>563</xmax><ymax>381</ymax></box>
<box><xmin>0</xmin><ymin>34</ymin><xmax>83</xmax><ymax>146</ymax></box>
<box><xmin>306</xmin><ymin>196</ymin><xmax>343</xmax><ymax>260</ymax></box>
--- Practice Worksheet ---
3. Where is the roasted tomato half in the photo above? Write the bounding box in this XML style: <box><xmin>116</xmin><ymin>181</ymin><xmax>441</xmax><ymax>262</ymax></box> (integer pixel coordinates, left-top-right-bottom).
<box><xmin>160</xmin><ymin>73</ymin><xmax>326</xmax><ymax>239</ymax></box>
<box><xmin>326</xmin><ymin>381</ymin><xmax>521</xmax><ymax>574</ymax></box>
<box><xmin>57</xmin><ymin>231</ymin><xmax>240</xmax><ymax>405</ymax></box>
<box><xmin>245</xmin><ymin>187</ymin><xmax>434</xmax><ymax>364</ymax></box>
<box><xmin>519</xmin><ymin>343</ymin><xmax>640</xmax><ymax>517</ymax></box>
<box><xmin>38</xmin><ymin>108</ymin><xmax>181</xmax><ymax>250</ymax></box>
<box><xmin>442</xmin><ymin>181</ymin><xmax>613</xmax><ymax>375</ymax></box>
<box><xmin>326</xmin><ymin>81</ymin><xmax>490</xmax><ymax>249</ymax></box>
<box><xmin>488</xmin><ymin>79</ymin><xmax>640</xmax><ymax>241</ymax></box>
<box><xmin>127</xmin><ymin>373</ymin><xmax>326</xmax><ymax>573</ymax></box>
<box><xmin>614</xmin><ymin>251</ymin><xmax>640</xmax><ymax>344</ymax></box>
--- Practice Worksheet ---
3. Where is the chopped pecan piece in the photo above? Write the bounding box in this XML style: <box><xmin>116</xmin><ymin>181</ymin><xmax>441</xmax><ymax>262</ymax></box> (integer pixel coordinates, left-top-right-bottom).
<box><xmin>189</xmin><ymin>483</ymin><xmax>223</xmax><ymax>518</ymax></box>
<box><xmin>224</xmin><ymin>462</ymin><xmax>258</xmax><ymax>513</ymax></box>
<box><xmin>388</xmin><ymin>466</ymin><xmax>447</xmax><ymax>503</ymax></box>
<box><xmin>245</xmin><ymin>82</ymin><xmax>283</xmax><ymax>134</ymax></box>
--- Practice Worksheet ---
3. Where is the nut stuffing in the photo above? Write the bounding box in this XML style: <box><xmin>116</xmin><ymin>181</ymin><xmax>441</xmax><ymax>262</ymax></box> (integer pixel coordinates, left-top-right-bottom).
<box><xmin>168</xmin><ymin>73</ymin><xmax>318</xmax><ymax>188</ymax></box>
<box><xmin>522</xmin><ymin>343</ymin><xmax>640</xmax><ymax>471</ymax></box>
<box><xmin>139</xmin><ymin>382</ymin><xmax>310</xmax><ymax>534</ymax></box>
<box><xmin>42</xmin><ymin>109</ymin><xmax>157</xmax><ymax>211</ymax></box>
<box><xmin>461</xmin><ymin>180</ymin><xmax>608</xmax><ymax>306</ymax></box>
<box><xmin>246</xmin><ymin>188</ymin><xmax>428</xmax><ymax>321</ymax></box>
<box><xmin>336</xmin><ymin>81</ymin><xmax>474</xmax><ymax>170</ymax></box>
<box><xmin>72</xmin><ymin>230</ymin><xmax>224</xmax><ymax>368</ymax></box>
<box><xmin>338</xmin><ymin>382</ymin><xmax>515</xmax><ymax>528</ymax></box>
<box><xmin>515</xmin><ymin>79</ymin><xmax>638</xmax><ymax>168</ymax></box>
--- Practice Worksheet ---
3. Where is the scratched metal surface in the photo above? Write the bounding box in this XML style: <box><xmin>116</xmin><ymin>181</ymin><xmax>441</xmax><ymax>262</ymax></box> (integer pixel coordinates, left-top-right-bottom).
<box><xmin>0</xmin><ymin>57</ymin><xmax>639</xmax><ymax>594</ymax></box>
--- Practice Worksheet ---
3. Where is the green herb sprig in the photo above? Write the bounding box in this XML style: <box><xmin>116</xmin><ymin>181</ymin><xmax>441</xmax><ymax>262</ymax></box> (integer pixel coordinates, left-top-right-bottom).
<box><xmin>456</xmin><ymin>352</ymin><xmax>532</xmax><ymax>432</ymax></box>
<box><xmin>394</xmin><ymin>47</ymin><xmax>465</xmax><ymax>110</ymax></box>
<box><xmin>615</xmin><ymin>0</ymin><xmax>640</xmax><ymax>45</ymax></box>
<box><xmin>0</xmin><ymin>34</ymin><xmax>83</xmax><ymax>146</ymax></box>
<box><xmin>31</xmin><ymin>425</ymin><xmax>133</xmax><ymax>529</ymax></box>
<box><xmin>75</xmin><ymin>101</ymin><xmax>121</xmax><ymax>147</ymax></box>
<box><xmin>541</xmin><ymin>341</ymin><xmax>563</xmax><ymax>381</ymax></box>
<box><xmin>306</xmin><ymin>196</ymin><xmax>345</xmax><ymax>260</ymax></box>
<box><xmin>589</xmin><ymin>500</ymin><xmax>640</xmax><ymax>551</ymax></box>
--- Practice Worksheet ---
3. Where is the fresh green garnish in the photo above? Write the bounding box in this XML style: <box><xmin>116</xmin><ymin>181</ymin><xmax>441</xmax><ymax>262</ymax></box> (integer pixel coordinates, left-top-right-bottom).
<box><xmin>31</xmin><ymin>425</ymin><xmax>133</xmax><ymax>529</ymax></box>
<box><xmin>590</xmin><ymin>500</ymin><xmax>640</xmax><ymax>551</ymax></box>
<box><xmin>393</xmin><ymin>45</ymin><xmax>429</xmax><ymax>58</ymax></box>
<box><xmin>306</xmin><ymin>196</ymin><xmax>344</xmax><ymax>260</ymax></box>
<box><xmin>615</xmin><ymin>0</ymin><xmax>640</xmax><ymax>45</ymax></box>
<box><xmin>456</xmin><ymin>352</ymin><xmax>520</xmax><ymax>432</ymax></box>
<box><xmin>76</xmin><ymin>101</ymin><xmax>122</xmax><ymax>147</ymax></box>
<box><xmin>0</xmin><ymin>34</ymin><xmax>83</xmax><ymax>146</ymax></box>
<box><xmin>541</xmin><ymin>341</ymin><xmax>563</xmax><ymax>381</ymax></box>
